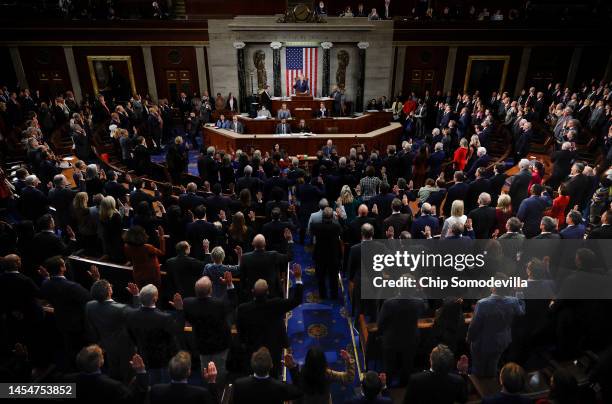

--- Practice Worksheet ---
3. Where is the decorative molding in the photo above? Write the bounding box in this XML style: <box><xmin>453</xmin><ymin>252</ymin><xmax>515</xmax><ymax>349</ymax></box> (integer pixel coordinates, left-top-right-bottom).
<box><xmin>232</xmin><ymin>41</ymin><xmax>246</xmax><ymax>49</ymax></box>
<box><xmin>320</xmin><ymin>41</ymin><xmax>333</xmax><ymax>49</ymax></box>
<box><xmin>270</xmin><ymin>41</ymin><xmax>283</xmax><ymax>50</ymax></box>
<box><xmin>357</xmin><ymin>42</ymin><xmax>370</xmax><ymax>49</ymax></box>
<box><xmin>277</xmin><ymin>4</ymin><xmax>326</xmax><ymax>23</ymax></box>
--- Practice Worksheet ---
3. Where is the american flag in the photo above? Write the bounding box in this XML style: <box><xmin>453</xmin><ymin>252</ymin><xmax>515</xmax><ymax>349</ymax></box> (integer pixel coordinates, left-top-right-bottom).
<box><xmin>285</xmin><ymin>47</ymin><xmax>318</xmax><ymax>96</ymax></box>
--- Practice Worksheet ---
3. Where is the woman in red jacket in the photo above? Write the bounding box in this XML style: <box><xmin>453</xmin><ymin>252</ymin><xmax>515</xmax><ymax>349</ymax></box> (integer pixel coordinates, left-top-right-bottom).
<box><xmin>549</xmin><ymin>183</ymin><xmax>570</xmax><ymax>228</ymax></box>
<box><xmin>453</xmin><ymin>138</ymin><xmax>469</xmax><ymax>171</ymax></box>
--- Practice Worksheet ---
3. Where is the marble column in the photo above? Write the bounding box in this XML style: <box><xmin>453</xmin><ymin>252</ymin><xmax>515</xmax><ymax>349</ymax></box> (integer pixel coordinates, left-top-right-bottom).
<box><xmin>443</xmin><ymin>46</ymin><xmax>458</xmax><ymax>94</ymax></box>
<box><xmin>141</xmin><ymin>46</ymin><xmax>158</xmax><ymax>102</ymax></box>
<box><xmin>271</xmin><ymin>42</ymin><xmax>282</xmax><ymax>97</ymax></box>
<box><xmin>565</xmin><ymin>47</ymin><xmax>583</xmax><ymax>89</ymax></box>
<box><xmin>234</xmin><ymin>41</ymin><xmax>247</xmax><ymax>112</ymax></box>
<box><xmin>393</xmin><ymin>46</ymin><xmax>407</xmax><ymax>97</ymax></box>
<box><xmin>321</xmin><ymin>42</ymin><xmax>333</xmax><ymax>97</ymax></box>
<box><xmin>514</xmin><ymin>47</ymin><xmax>532</xmax><ymax>97</ymax></box>
<box><xmin>9</xmin><ymin>47</ymin><xmax>28</xmax><ymax>90</ymax></box>
<box><xmin>195</xmin><ymin>46</ymin><xmax>208</xmax><ymax>96</ymax></box>
<box><xmin>63</xmin><ymin>46</ymin><xmax>83</xmax><ymax>104</ymax></box>
<box><xmin>357</xmin><ymin>42</ymin><xmax>369</xmax><ymax>113</ymax></box>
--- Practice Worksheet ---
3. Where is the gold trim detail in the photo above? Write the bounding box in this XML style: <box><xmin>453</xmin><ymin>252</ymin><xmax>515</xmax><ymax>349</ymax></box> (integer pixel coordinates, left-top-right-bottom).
<box><xmin>87</xmin><ymin>55</ymin><xmax>137</xmax><ymax>97</ymax></box>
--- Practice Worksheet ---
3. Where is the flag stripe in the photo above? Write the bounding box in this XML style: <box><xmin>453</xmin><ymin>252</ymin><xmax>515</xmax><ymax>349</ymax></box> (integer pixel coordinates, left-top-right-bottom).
<box><xmin>285</xmin><ymin>47</ymin><xmax>319</xmax><ymax>96</ymax></box>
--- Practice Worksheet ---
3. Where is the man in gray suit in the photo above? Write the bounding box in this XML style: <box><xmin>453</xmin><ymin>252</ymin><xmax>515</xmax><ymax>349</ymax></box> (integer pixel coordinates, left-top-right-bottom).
<box><xmin>228</xmin><ymin>115</ymin><xmax>244</xmax><ymax>134</ymax></box>
<box><xmin>277</xmin><ymin>103</ymin><xmax>292</xmax><ymax>120</ymax></box>
<box><xmin>467</xmin><ymin>281</ymin><xmax>525</xmax><ymax>377</ymax></box>
<box><xmin>85</xmin><ymin>279</ymin><xmax>141</xmax><ymax>382</ymax></box>
<box><xmin>275</xmin><ymin>118</ymin><xmax>292</xmax><ymax>135</ymax></box>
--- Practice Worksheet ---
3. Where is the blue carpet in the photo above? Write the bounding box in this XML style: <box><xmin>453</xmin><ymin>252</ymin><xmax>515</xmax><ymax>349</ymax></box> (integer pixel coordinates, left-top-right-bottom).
<box><xmin>286</xmin><ymin>242</ymin><xmax>365</xmax><ymax>402</ymax></box>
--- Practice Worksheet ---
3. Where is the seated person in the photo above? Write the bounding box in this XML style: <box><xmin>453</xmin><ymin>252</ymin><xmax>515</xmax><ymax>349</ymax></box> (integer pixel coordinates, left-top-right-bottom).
<box><xmin>216</xmin><ymin>114</ymin><xmax>230</xmax><ymax>129</ymax></box>
<box><xmin>293</xmin><ymin>75</ymin><xmax>309</xmax><ymax>94</ymax></box>
<box><xmin>296</xmin><ymin>119</ymin><xmax>311</xmax><ymax>133</ymax></box>
<box><xmin>315</xmin><ymin>102</ymin><xmax>330</xmax><ymax>118</ymax></box>
<box><xmin>257</xmin><ymin>105</ymin><xmax>272</xmax><ymax>119</ymax></box>
<box><xmin>228</xmin><ymin>115</ymin><xmax>244</xmax><ymax>133</ymax></box>
<box><xmin>277</xmin><ymin>103</ymin><xmax>292</xmax><ymax>120</ymax></box>
<box><xmin>275</xmin><ymin>118</ymin><xmax>292</xmax><ymax>135</ymax></box>
<box><xmin>368</xmin><ymin>8</ymin><xmax>380</xmax><ymax>20</ymax></box>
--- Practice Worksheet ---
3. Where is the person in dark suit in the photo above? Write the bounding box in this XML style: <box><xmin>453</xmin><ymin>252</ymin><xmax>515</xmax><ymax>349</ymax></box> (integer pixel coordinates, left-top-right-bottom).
<box><xmin>165</xmin><ymin>241</ymin><xmax>210</xmax><ymax>298</ymax></box>
<box><xmin>465</xmin><ymin>147</ymin><xmax>491</xmax><ymax>180</ymax></box>
<box><xmin>228</xmin><ymin>114</ymin><xmax>244</xmax><ymax>133</ymax></box>
<box><xmin>378</xmin><ymin>291</ymin><xmax>426</xmax><ymax>386</ymax></box>
<box><xmin>443</xmin><ymin>172</ymin><xmax>469</xmax><ymax>218</ymax></box>
<box><xmin>295</xmin><ymin>118</ymin><xmax>311</xmax><ymax>133</ymax></box>
<box><xmin>132</xmin><ymin>136</ymin><xmax>152</xmax><ymax>176</ymax></box>
<box><xmin>104</xmin><ymin>171</ymin><xmax>129</xmax><ymax>202</ymax></box>
<box><xmin>295</xmin><ymin>177</ymin><xmax>326</xmax><ymax>243</ymax></box>
<box><xmin>236</xmin><ymin>264</ymin><xmax>303</xmax><ymax>376</ymax></box>
<box><xmin>467</xmin><ymin>285</ymin><xmax>525</xmax><ymax>377</ymax></box>
<box><xmin>150</xmin><ymin>351</ymin><xmax>218</xmax><ymax>404</ymax></box>
<box><xmin>186</xmin><ymin>205</ymin><xmax>222</xmax><ymax>260</ymax></box>
<box><xmin>481</xmin><ymin>363</ymin><xmax>531</xmax><ymax>404</ymax></box>
<box><xmin>345</xmin><ymin>370</ymin><xmax>392</xmax><ymax>404</ymax></box>
<box><xmin>310</xmin><ymin>207</ymin><xmax>343</xmax><ymax>299</ymax></box>
<box><xmin>559</xmin><ymin>210</ymin><xmax>586</xmax><ymax>239</ymax></box>
<box><xmin>588</xmin><ymin>209</ymin><xmax>612</xmax><ymax>239</ymax></box>
<box><xmin>275</xmin><ymin>118</ymin><xmax>292</xmax><ymax>135</ymax></box>
<box><xmin>348</xmin><ymin>204</ymin><xmax>380</xmax><ymax>244</ymax></box>
<box><xmin>532</xmin><ymin>216</ymin><xmax>561</xmax><ymax>240</ymax></box>
<box><xmin>226</xmin><ymin>92</ymin><xmax>238</xmax><ymax>112</ymax></box>
<box><xmin>232</xmin><ymin>347</ymin><xmax>302</xmax><ymax>403</ymax></box>
<box><xmin>383</xmin><ymin>198</ymin><xmax>413</xmax><ymax>238</ymax></box>
<box><xmin>411</xmin><ymin>203</ymin><xmax>440</xmax><ymax>239</ymax></box>
<box><xmin>204</xmin><ymin>183</ymin><xmax>230</xmax><ymax>222</ymax></box>
<box><xmin>179</xmin><ymin>182</ymin><xmax>207</xmax><ymax>213</ymax></box>
<box><xmin>71</xmin><ymin>345</ymin><xmax>148</xmax><ymax>404</ymax></box>
<box><xmin>259</xmin><ymin>85</ymin><xmax>272</xmax><ymax>111</ymax></box>
<box><xmin>465</xmin><ymin>168</ymin><xmax>491</xmax><ymax>213</ymax></box>
<box><xmin>563</xmin><ymin>162</ymin><xmax>590</xmax><ymax>212</ymax></box>
<box><xmin>403</xmin><ymin>344</ymin><xmax>468</xmax><ymax>404</ymax></box>
<box><xmin>48</xmin><ymin>174</ymin><xmax>77</xmax><ymax>229</ymax></box>
<box><xmin>239</xmin><ymin>234</ymin><xmax>292</xmax><ymax>299</ymax></box>
<box><xmin>547</xmin><ymin>142</ymin><xmax>575</xmax><ymax>189</ymax></box>
<box><xmin>183</xmin><ymin>274</ymin><xmax>237</xmax><ymax>383</ymax></box>
<box><xmin>489</xmin><ymin>163</ymin><xmax>508</xmax><ymax>203</ymax></box>
<box><xmin>467</xmin><ymin>192</ymin><xmax>497</xmax><ymax>239</ymax></box>
<box><xmin>428</xmin><ymin>142</ymin><xmax>446</xmax><ymax>179</ymax></box>
<box><xmin>39</xmin><ymin>256</ymin><xmax>97</xmax><ymax>368</ymax></box>
<box><xmin>262</xmin><ymin>208</ymin><xmax>295</xmax><ymax>254</ymax></box>
<box><xmin>198</xmin><ymin>147</ymin><xmax>219</xmax><ymax>185</ymax></box>
<box><xmin>508</xmin><ymin>159</ymin><xmax>532</xmax><ymax>213</ymax></box>
<box><xmin>86</xmin><ymin>279</ymin><xmax>141</xmax><ymax>382</ymax></box>
<box><xmin>31</xmin><ymin>214</ymin><xmax>77</xmax><ymax>267</ymax></box>
<box><xmin>517</xmin><ymin>184</ymin><xmax>552</xmax><ymax>238</ymax></box>
<box><xmin>514</xmin><ymin>122</ymin><xmax>532</xmax><ymax>163</ymax></box>
<box><xmin>18</xmin><ymin>175</ymin><xmax>49</xmax><ymax>221</ymax></box>
<box><xmin>293</xmin><ymin>75</ymin><xmax>309</xmax><ymax>93</ymax></box>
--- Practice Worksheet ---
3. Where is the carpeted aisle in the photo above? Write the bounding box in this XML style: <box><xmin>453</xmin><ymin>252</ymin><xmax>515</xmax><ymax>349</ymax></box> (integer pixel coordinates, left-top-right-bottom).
<box><xmin>286</xmin><ymin>242</ymin><xmax>365</xmax><ymax>403</ymax></box>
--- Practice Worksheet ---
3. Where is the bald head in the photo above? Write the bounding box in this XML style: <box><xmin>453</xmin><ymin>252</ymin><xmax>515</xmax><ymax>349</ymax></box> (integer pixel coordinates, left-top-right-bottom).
<box><xmin>3</xmin><ymin>254</ymin><xmax>21</xmax><ymax>272</ymax></box>
<box><xmin>253</xmin><ymin>279</ymin><xmax>269</xmax><ymax>297</ymax></box>
<box><xmin>252</xmin><ymin>234</ymin><xmax>266</xmax><ymax>250</ymax></box>
<box><xmin>357</xmin><ymin>204</ymin><xmax>369</xmax><ymax>217</ymax></box>
<box><xmin>195</xmin><ymin>276</ymin><xmax>212</xmax><ymax>298</ymax></box>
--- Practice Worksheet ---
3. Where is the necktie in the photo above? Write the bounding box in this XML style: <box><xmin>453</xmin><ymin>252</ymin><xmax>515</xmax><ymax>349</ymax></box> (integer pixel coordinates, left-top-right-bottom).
<box><xmin>283</xmin><ymin>125</ymin><xmax>286</xmax><ymax>134</ymax></box>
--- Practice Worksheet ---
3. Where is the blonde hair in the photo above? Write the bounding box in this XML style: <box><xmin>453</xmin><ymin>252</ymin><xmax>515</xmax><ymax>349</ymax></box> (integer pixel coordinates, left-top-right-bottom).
<box><xmin>340</xmin><ymin>185</ymin><xmax>354</xmax><ymax>204</ymax></box>
<box><xmin>450</xmin><ymin>200</ymin><xmax>464</xmax><ymax>218</ymax></box>
<box><xmin>460</xmin><ymin>138</ymin><xmax>468</xmax><ymax>148</ymax></box>
<box><xmin>99</xmin><ymin>196</ymin><xmax>118</xmax><ymax>222</ymax></box>
<box><xmin>469</xmin><ymin>135</ymin><xmax>480</xmax><ymax>148</ymax></box>
<box><xmin>73</xmin><ymin>192</ymin><xmax>89</xmax><ymax>210</ymax></box>
<box><xmin>497</xmin><ymin>194</ymin><xmax>512</xmax><ymax>212</ymax></box>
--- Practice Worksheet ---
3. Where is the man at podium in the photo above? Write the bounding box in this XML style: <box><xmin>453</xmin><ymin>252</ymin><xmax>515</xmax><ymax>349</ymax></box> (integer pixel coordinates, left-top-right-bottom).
<box><xmin>293</xmin><ymin>75</ymin><xmax>310</xmax><ymax>94</ymax></box>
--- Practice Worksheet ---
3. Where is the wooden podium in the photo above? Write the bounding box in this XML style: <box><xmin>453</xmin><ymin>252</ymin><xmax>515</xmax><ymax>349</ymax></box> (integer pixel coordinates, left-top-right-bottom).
<box><xmin>271</xmin><ymin>94</ymin><xmax>333</xmax><ymax>117</ymax></box>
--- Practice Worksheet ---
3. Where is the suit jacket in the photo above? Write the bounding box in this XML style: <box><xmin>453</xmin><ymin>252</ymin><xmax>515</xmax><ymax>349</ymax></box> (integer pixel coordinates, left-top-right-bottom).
<box><xmin>226</xmin><ymin>97</ymin><xmax>238</xmax><ymax>112</ymax></box>
<box><xmin>517</xmin><ymin>195</ymin><xmax>552</xmax><ymax>237</ymax></box>
<box><xmin>588</xmin><ymin>224</ymin><xmax>612</xmax><ymax>239</ymax></box>
<box><xmin>183</xmin><ymin>290</ymin><xmax>236</xmax><ymax>354</ymax></box>
<box><xmin>239</xmin><ymin>249</ymin><xmax>290</xmax><ymax>298</ymax></box>
<box><xmin>508</xmin><ymin>169</ymin><xmax>532</xmax><ymax>212</ymax></box>
<box><xmin>18</xmin><ymin>186</ymin><xmax>49</xmax><ymax>221</ymax></box>
<box><xmin>186</xmin><ymin>220</ymin><xmax>222</xmax><ymax>260</ymax></box>
<box><xmin>275</xmin><ymin>122</ymin><xmax>292</xmax><ymax>134</ymax></box>
<box><xmin>126</xmin><ymin>307</ymin><xmax>185</xmax><ymax>369</ymax></box>
<box><xmin>197</xmin><ymin>155</ymin><xmax>218</xmax><ymax>185</ymax></box>
<box><xmin>165</xmin><ymin>255</ymin><xmax>206</xmax><ymax>297</ymax></box>
<box><xmin>311</xmin><ymin>221</ymin><xmax>343</xmax><ymax>266</ymax></box>
<box><xmin>179</xmin><ymin>192</ymin><xmax>207</xmax><ymax>213</ymax></box>
<box><xmin>467</xmin><ymin>295</ymin><xmax>525</xmax><ymax>352</ymax></box>
<box><xmin>465</xmin><ymin>178</ymin><xmax>491</xmax><ymax>212</ymax></box>
<box><xmin>236</xmin><ymin>175</ymin><xmax>264</xmax><ymax>196</ymax></box>
<box><xmin>31</xmin><ymin>231</ymin><xmax>76</xmax><ymax>266</ymax></box>
<box><xmin>72</xmin><ymin>371</ymin><xmax>148</xmax><ymax>404</ymax></box>
<box><xmin>481</xmin><ymin>392</ymin><xmax>531</xmax><ymax>404</ymax></box>
<box><xmin>489</xmin><ymin>173</ymin><xmax>508</xmax><ymax>200</ymax></box>
<box><xmin>563</xmin><ymin>173</ymin><xmax>590</xmax><ymax>211</ymax></box>
<box><xmin>48</xmin><ymin>187</ymin><xmax>76</xmax><ymax>228</ymax></box>
<box><xmin>444</xmin><ymin>182</ymin><xmax>469</xmax><ymax>217</ymax></box>
<box><xmin>104</xmin><ymin>181</ymin><xmax>129</xmax><ymax>201</ymax></box>
<box><xmin>293</xmin><ymin>80</ymin><xmax>309</xmax><ymax>93</ymax></box>
<box><xmin>260</xmin><ymin>90</ymin><xmax>272</xmax><ymax>110</ymax></box>
<box><xmin>468</xmin><ymin>206</ymin><xmax>497</xmax><ymax>239</ymax></box>
<box><xmin>315</xmin><ymin>108</ymin><xmax>330</xmax><ymax>118</ymax></box>
<box><xmin>560</xmin><ymin>224</ymin><xmax>586</xmax><ymax>239</ymax></box>
<box><xmin>383</xmin><ymin>212</ymin><xmax>412</xmax><ymax>237</ymax></box>
<box><xmin>40</xmin><ymin>276</ymin><xmax>91</xmax><ymax>333</ymax></box>
<box><xmin>411</xmin><ymin>214</ymin><xmax>440</xmax><ymax>239</ymax></box>
<box><xmin>262</xmin><ymin>220</ymin><xmax>294</xmax><ymax>254</ymax></box>
<box><xmin>231</xmin><ymin>375</ymin><xmax>302</xmax><ymax>404</ymax></box>
<box><xmin>150</xmin><ymin>383</ymin><xmax>217</xmax><ymax>404</ymax></box>
<box><xmin>236</xmin><ymin>283</ymin><xmax>303</xmax><ymax>357</ymax></box>
<box><xmin>228</xmin><ymin>121</ymin><xmax>244</xmax><ymax>134</ymax></box>
<box><xmin>466</xmin><ymin>155</ymin><xmax>491</xmax><ymax>179</ymax></box>
<box><xmin>549</xmin><ymin>150</ymin><xmax>574</xmax><ymax>184</ymax></box>
<box><xmin>377</xmin><ymin>297</ymin><xmax>425</xmax><ymax>348</ymax></box>
<box><xmin>86</xmin><ymin>298</ymin><xmax>140</xmax><ymax>347</ymax></box>
<box><xmin>403</xmin><ymin>370</ymin><xmax>468</xmax><ymax>404</ymax></box>
<box><xmin>277</xmin><ymin>109</ymin><xmax>291</xmax><ymax>120</ymax></box>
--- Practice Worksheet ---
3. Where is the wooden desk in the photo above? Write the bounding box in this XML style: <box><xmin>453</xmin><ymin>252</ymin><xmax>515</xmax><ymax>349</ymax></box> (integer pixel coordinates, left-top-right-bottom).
<box><xmin>271</xmin><ymin>95</ymin><xmax>333</xmax><ymax>116</ymax></box>
<box><xmin>203</xmin><ymin>122</ymin><xmax>402</xmax><ymax>156</ymax></box>
<box><xmin>237</xmin><ymin>112</ymin><xmax>393</xmax><ymax>135</ymax></box>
